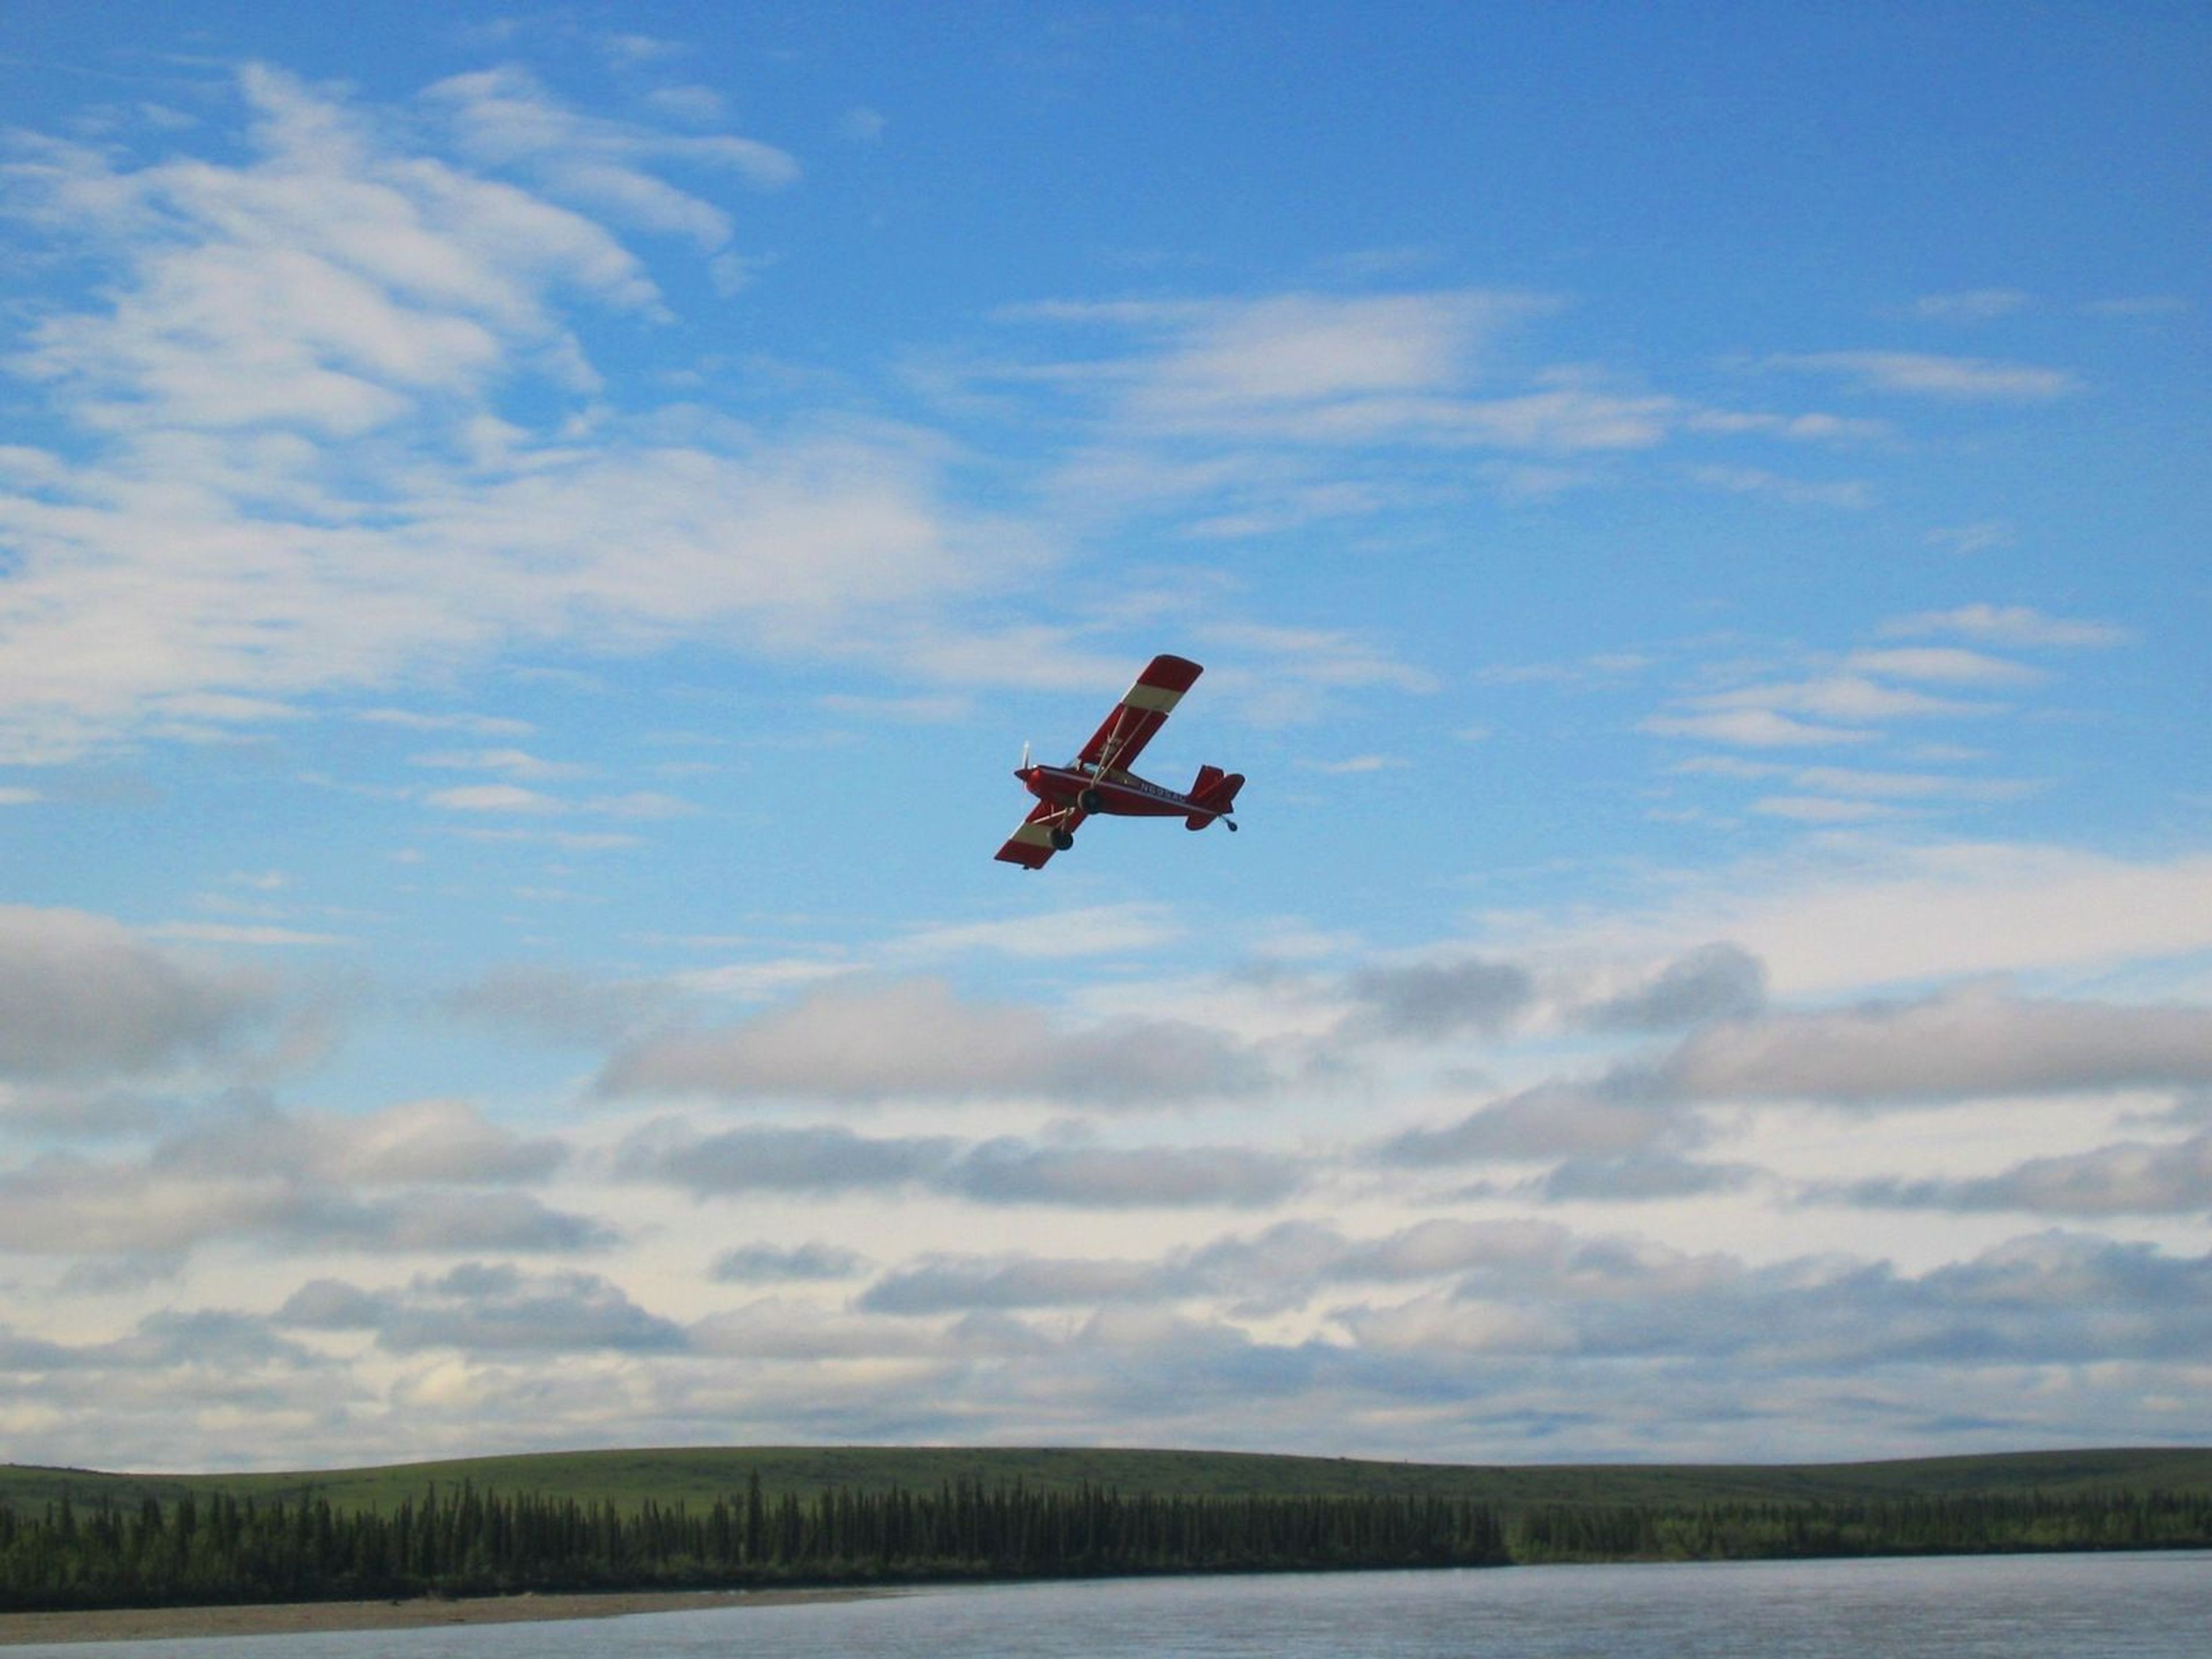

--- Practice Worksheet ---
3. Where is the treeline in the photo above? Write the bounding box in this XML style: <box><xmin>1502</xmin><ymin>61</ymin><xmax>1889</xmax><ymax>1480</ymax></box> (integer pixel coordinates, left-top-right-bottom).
<box><xmin>0</xmin><ymin>1478</ymin><xmax>1506</xmax><ymax>1611</ymax></box>
<box><xmin>1</xmin><ymin>1479</ymin><xmax>2208</xmax><ymax>1612</ymax></box>
<box><xmin>1510</xmin><ymin>1490</ymin><xmax>2212</xmax><ymax>1562</ymax></box>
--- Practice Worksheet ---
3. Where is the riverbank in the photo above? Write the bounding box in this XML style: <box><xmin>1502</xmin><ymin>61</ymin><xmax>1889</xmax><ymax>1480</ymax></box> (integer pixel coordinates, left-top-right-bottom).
<box><xmin>0</xmin><ymin>1586</ymin><xmax>896</xmax><ymax>1647</ymax></box>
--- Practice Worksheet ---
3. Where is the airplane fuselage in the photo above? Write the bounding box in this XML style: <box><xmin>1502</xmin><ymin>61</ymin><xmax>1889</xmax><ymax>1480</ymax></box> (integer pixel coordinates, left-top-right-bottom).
<box><xmin>1018</xmin><ymin>762</ymin><xmax>1218</xmax><ymax>820</ymax></box>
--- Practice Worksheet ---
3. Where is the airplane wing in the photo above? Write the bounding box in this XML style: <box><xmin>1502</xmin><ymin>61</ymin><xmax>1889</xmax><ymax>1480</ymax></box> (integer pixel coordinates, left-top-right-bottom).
<box><xmin>1074</xmin><ymin>654</ymin><xmax>1203</xmax><ymax>775</ymax></box>
<box><xmin>994</xmin><ymin>800</ymin><xmax>1087</xmax><ymax>869</ymax></box>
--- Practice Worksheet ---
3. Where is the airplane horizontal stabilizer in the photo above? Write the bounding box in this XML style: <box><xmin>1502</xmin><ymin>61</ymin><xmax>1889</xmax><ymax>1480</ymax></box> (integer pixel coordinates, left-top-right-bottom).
<box><xmin>1184</xmin><ymin>769</ymin><xmax>1244</xmax><ymax>829</ymax></box>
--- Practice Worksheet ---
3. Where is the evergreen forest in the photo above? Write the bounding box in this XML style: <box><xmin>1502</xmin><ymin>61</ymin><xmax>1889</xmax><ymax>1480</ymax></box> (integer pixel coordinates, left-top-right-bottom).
<box><xmin>4</xmin><ymin>1475</ymin><xmax>2211</xmax><ymax>1613</ymax></box>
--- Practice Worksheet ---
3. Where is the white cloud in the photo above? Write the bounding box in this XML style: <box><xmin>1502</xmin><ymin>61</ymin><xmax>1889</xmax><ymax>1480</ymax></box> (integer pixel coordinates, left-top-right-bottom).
<box><xmin>1094</xmin><ymin>291</ymin><xmax>1514</xmax><ymax>411</ymax></box>
<box><xmin>0</xmin><ymin>69</ymin><xmax>1012</xmax><ymax>765</ymax></box>
<box><xmin>1924</xmin><ymin>521</ymin><xmax>2017</xmax><ymax>556</ymax></box>
<box><xmin>1482</xmin><ymin>843</ymin><xmax>2212</xmax><ymax>998</ymax></box>
<box><xmin>1666</xmin><ymin>986</ymin><xmax>2212</xmax><ymax>1104</ymax></box>
<box><xmin>424</xmin><ymin>65</ymin><xmax>800</xmax><ymax>226</ymax></box>
<box><xmin>1340</xmin><ymin>956</ymin><xmax>1535</xmax><ymax>1042</ymax></box>
<box><xmin>1780</xmin><ymin>766</ymin><xmax>2027</xmax><ymax>802</ymax></box>
<box><xmin>141</xmin><ymin>922</ymin><xmax>352</xmax><ymax>946</ymax></box>
<box><xmin>0</xmin><ymin>1097</ymin><xmax>597</xmax><ymax>1257</ymax></box>
<box><xmin>1688</xmin><ymin>465</ymin><xmax>1873</xmax><ymax>509</ymax></box>
<box><xmin>895</xmin><ymin>904</ymin><xmax>1184</xmax><ymax>962</ymax></box>
<box><xmin>1382</xmin><ymin>1080</ymin><xmax>1691</xmax><ymax>1165</ymax></box>
<box><xmin>160</xmin><ymin>1096</ymin><xmax>567</xmax><ymax>1187</ymax></box>
<box><xmin>1849</xmin><ymin>1131</ymin><xmax>2212</xmax><ymax>1218</ymax></box>
<box><xmin>1642</xmin><ymin>709</ymin><xmax>1874</xmax><ymax>748</ymax></box>
<box><xmin>1843</xmin><ymin>647</ymin><xmax>2041</xmax><ymax>687</ymax></box>
<box><xmin>1577</xmin><ymin>942</ymin><xmax>1768</xmax><ymax>1031</ymax></box>
<box><xmin>1767</xmin><ymin>351</ymin><xmax>2078</xmax><ymax>401</ymax></box>
<box><xmin>1880</xmin><ymin>604</ymin><xmax>2127</xmax><ymax>648</ymax></box>
<box><xmin>599</xmin><ymin>976</ymin><xmax>1267</xmax><ymax>1105</ymax></box>
<box><xmin>1009</xmin><ymin>291</ymin><xmax>1683</xmax><ymax>457</ymax></box>
<box><xmin>1752</xmin><ymin>796</ymin><xmax>1907</xmax><ymax>823</ymax></box>
<box><xmin>359</xmin><ymin>707</ymin><xmax>533</xmax><ymax>735</ymax></box>
<box><xmin>0</xmin><ymin>906</ymin><xmax>272</xmax><ymax>1081</ymax></box>
<box><xmin>281</xmin><ymin>1262</ymin><xmax>684</xmax><ymax>1354</ymax></box>
<box><xmin>1300</xmin><ymin>754</ymin><xmax>1407</xmax><ymax>775</ymax></box>
<box><xmin>1907</xmin><ymin>290</ymin><xmax>2031</xmax><ymax>323</ymax></box>
<box><xmin>410</xmin><ymin>747</ymin><xmax>587</xmax><ymax>779</ymax></box>
<box><xmin>1692</xmin><ymin>675</ymin><xmax>1990</xmax><ymax>721</ymax></box>
<box><xmin>711</xmin><ymin>1240</ymin><xmax>870</xmax><ymax>1282</ymax></box>
<box><xmin>612</xmin><ymin>1119</ymin><xmax>1301</xmax><ymax>1208</ymax></box>
<box><xmin>837</xmin><ymin>107</ymin><xmax>888</xmax><ymax>143</ymax></box>
<box><xmin>1684</xmin><ymin>409</ymin><xmax>1887</xmax><ymax>444</ymax></box>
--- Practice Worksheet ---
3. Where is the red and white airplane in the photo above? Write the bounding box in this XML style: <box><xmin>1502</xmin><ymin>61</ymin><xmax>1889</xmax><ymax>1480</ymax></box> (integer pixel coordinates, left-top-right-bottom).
<box><xmin>995</xmin><ymin>654</ymin><xmax>1244</xmax><ymax>869</ymax></box>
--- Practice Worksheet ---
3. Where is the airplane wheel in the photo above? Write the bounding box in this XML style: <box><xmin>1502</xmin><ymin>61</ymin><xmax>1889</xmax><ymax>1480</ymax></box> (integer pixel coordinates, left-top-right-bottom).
<box><xmin>1225</xmin><ymin>820</ymin><xmax>1239</xmax><ymax>832</ymax></box>
<box><xmin>1050</xmin><ymin>828</ymin><xmax>1075</xmax><ymax>851</ymax></box>
<box><xmin>1078</xmin><ymin>789</ymin><xmax>1103</xmax><ymax>813</ymax></box>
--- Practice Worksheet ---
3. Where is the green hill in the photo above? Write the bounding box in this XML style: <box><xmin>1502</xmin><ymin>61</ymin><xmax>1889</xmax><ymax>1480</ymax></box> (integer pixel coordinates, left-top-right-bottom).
<box><xmin>6</xmin><ymin>1444</ymin><xmax>2210</xmax><ymax>1518</ymax></box>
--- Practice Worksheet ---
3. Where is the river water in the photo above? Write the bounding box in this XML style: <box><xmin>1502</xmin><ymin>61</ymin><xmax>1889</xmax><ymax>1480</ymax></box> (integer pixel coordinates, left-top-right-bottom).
<box><xmin>16</xmin><ymin>1551</ymin><xmax>2211</xmax><ymax>1657</ymax></box>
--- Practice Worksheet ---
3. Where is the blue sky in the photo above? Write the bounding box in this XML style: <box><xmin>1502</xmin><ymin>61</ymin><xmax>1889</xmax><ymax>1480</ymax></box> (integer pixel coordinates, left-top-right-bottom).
<box><xmin>2</xmin><ymin>2</ymin><xmax>2208</xmax><ymax>1472</ymax></box>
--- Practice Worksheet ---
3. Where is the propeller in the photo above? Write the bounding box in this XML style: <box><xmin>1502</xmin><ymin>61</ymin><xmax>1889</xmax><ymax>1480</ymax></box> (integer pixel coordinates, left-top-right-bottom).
<box><xmin>1018</xmin><ymin>739</ymin><xmax>1032</xmax><ymax>773</ymax></box>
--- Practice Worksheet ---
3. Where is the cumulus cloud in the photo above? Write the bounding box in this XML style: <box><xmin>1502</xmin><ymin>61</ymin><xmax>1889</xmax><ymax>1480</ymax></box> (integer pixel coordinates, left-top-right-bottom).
<box><xmin>1844</xmin><ymin>1130</ymin><xmax>2212</xmax><ymax>1217</ymax></box>
<box><xmin>854</xmin><ymin>1217</ymin><xmax>1589</xmax><ymax>1321</ymax></box>
<box><xmin>614</xmin><ymin>1120</ymin><xmax>956</xmax><ymax>1195</ymax></box>
<box><xmin>946</xmin><ymin>1138</ymin><xmax>1301</xmax><ymax>1209</ymax></box>
<box><xmin>843</xmin><ymin>1221</ymin><xmax>2212</xmax><ymax>1400</ymax></box>
<box><xmin>0</xmin><ymin>1097</ymin><xmax>597</xmax><ymax>1256</ymax></box>
<box><xmin>1664</xmin><ymin>986</ymin><xmax>2212</xmax><ymax>1104</ymax></box>
<box><xmin>1535</xmin><ymin>1154</ymin><xmax>1758</xmax><ymax>1202</ymax></box>
<box><xmin>709</xmin><ymin>1240</ymin><xmax>870</xmax><ymax>1283</ymax></box>
<box><xmin>279</xmin><ymin>1262</ymin><xmax>686</xmax><ymax>1354</ymax></box>
<box><xmin>1339</xmin><ymin>957</ymin><xmax>1535</xmax><ymax>1041</ymax></box>
<box><xmin>597</xmin><ymin>977</ymin><xmax>1264</xmax><ymax>1105</ymax></box>
<box><xmin>1506</xmin><ymin>843</ymin><xmax>2212</xmax><ymax>998</ymax></box>
<box><xmin>153</xmin><ymin>1096</ymin><xmax>566</xmax><ymax>1186</ymax></box>
<box><xmin>1379</xmin><ymin>1078</ymin><xmax>1692</xmax><ymax>1165</ymax></box>
<box><xmin>445</xmin><ymin>963</ymin><xmax>677</xmax><ymax>1047</ymax></box>
<box><xmin>0</xmin><ymin>1154</ymin><xmax>606</xmax><ymax>1256</ymax></box>
<box><xmin>1577</xmin><ymin>943</ymin><xmax>1767</xmax><ymax>1031</ymax></box>
<box><xmin>614</xmin><ymin>1119</ymin><xmax>1302</xmax><ymax>1209</ymax></box>
<box><xmin>1381</xmin><ymin>1229</ymin><xmax>2212</xmax><ymax>1372</ymax></box>
<box><xmin>858</xmin><ymin>1253</ymin><xmax>1165</xmax><ymax>1315</ymax></box>
<box><xmin>0</xmin><ymin>906</ymin><xmax>270</xmax><ymax>1081</ymax></box>
<box><xmin>14</xmin><ymin>1211</ymin><xmax>2212</xmax><ymax>1467</ymax></box>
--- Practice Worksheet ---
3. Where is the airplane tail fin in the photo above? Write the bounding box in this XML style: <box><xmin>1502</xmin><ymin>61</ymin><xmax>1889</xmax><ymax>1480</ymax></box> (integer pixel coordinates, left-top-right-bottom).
<box><xmin>1184</xmin><ymin>767</ymin><xmax>1244</xmax><ymax>830</ymax></box>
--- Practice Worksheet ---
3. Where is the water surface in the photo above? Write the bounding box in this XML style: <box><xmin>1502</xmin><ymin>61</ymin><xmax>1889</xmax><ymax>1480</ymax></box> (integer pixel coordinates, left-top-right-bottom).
<box><xmin>17</xmin><ymin>1551</ymin><xmax>2211</xmax><ymax>1657</ymax></box>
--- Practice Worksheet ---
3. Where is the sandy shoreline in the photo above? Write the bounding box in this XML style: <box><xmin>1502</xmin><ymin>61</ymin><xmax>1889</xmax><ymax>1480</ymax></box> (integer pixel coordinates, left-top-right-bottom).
<box><xmin>0</xmin><ymin>1586</ymin><xmax>896</xmax><ymax>1647</ymax></box>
